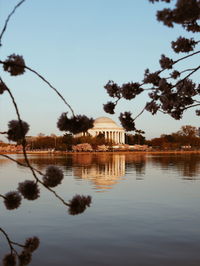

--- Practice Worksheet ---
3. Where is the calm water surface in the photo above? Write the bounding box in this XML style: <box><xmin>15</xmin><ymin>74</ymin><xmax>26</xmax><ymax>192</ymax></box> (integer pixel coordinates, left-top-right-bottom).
<box><xmin>0</xmin><ymin>153</ymin><xmax>200</xmax><ymax>266</ymax></box>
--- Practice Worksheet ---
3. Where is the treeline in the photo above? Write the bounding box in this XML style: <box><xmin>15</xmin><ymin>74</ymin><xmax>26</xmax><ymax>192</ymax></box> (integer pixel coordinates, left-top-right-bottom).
<box><xmin>26</xmin><ymin>134</ymin><xmax>113</xmax><ymax>151</ymax></box>
<box><xmin>147</xmin><ymin>126</ymin><xmax>200</xmax><ymax>150</ymax></box>
<box><xmin>2</xmin><ymin>125</ymin><xmax>199</xmax><ymax>151</ymax></box>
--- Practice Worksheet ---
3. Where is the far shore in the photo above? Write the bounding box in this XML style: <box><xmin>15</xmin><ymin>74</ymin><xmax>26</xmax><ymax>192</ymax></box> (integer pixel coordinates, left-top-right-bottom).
<box><xmin>2</xmin><ymin>150</ymin><xmax>200</xmax><ymax>155</ymax></box>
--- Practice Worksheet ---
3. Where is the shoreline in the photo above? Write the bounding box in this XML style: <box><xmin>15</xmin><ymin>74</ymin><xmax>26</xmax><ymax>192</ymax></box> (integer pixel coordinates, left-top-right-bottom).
<box><xmin>1</xmin><ymin>150</ymin><xmax>200</xmax><ymax>155</ymax></box>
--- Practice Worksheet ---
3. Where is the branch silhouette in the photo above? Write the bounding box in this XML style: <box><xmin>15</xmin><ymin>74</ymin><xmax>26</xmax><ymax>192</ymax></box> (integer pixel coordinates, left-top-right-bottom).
<box><xmin>0</xmin><ymin>0</ymin><xmax>27</xmax><ymax>46</ymax></box>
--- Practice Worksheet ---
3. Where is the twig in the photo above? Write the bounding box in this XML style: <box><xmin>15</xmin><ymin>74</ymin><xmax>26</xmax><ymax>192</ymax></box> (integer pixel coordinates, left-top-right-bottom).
<box><xmin>0</xmin><ymin>78</ymin><xmax>70</xmax><ymax>207</ymax></box>
<box><xmin>24</xmin><ymin>65</ymin><xmax>75</xmax><ymax>116</ymax></box>
<box><xmin>0</xmin><ymin>61</ymin><xmax>75</xmax><ymax>116</ymax></box>
<box><xmin>0</xmin><ymin>0</ymin><xmax>27</xmax><ymax>46</ymax></box>
<box><xmin>174</xmin><ymin>50</ymin><xmax>200</xmax><ymax>65</ymax></box>
<box><xmin>0</xmin><ymin>154</ymin><xmax>70</xmax><ymax>206</ymax></box>
<box><xmin>133</xmin><ymin>106</ymin><xmax>146</xmax><ymax>121</ymax></box>
<box><xmin>0</xmin><ymin>228</ymin><xmax>16</xmax><ymax>254</ymax></box>
<box><xmin>173</xmin><ymin>65</ymin><xmax>200</xmax><ymax>89</ymax></box>
<box><xmin>182</xmin><ymin>103</ymin><xmax>200</xmax><ymax>111</ymax></box>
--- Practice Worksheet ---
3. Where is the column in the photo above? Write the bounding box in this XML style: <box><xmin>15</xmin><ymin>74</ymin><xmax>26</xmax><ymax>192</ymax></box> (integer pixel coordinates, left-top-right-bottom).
<box><xmin>122</xmin><ymin>132</ymin><xmax>125</xmax><ymax>144</ymax></box>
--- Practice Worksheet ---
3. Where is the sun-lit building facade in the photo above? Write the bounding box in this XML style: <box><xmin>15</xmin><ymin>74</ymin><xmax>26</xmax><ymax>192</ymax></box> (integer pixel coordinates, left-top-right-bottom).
<box><xmin>75</xmin><ymin>117</ymin><xmax>125</xmax><ymax>144</ymax></box>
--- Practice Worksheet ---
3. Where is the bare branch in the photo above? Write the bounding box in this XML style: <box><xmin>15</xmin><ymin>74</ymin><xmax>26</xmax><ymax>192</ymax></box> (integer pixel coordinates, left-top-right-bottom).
<box><xmin>0</xmin><ymin>0</ymin><xmax>27</xmax><ymax>46</ymax></box>
<box><xmin>174</xmin><ymin>50</ymin><xmax>200</xmax><ymax>65</ymax></box>
<box><xmin>0</xmin><ymin>154</ymin><xmax>70</xmax><ymax>207</ymax></box>
<box><xmin>24</xmin><ymin>65</ymin><xmax>75</xmax><ymax>116</ymax></box>
<box><xmin>173</xmin><ymin>65</ymin><xmax>200</xmax><ymax>89</ymax></box>
<box><xmin>0</xmin><ymin>228</ymin><xmax>16</xmax><ymax>254</ymax></box>
<box><xmin>133</xmin><ymin>106</ymin><xmax>146</xmax><ymax>121</ymax></box>
<box><xmin>0</xmin><ymin>61</ymin><xmax>75</xmax><ymax>116</ymax></box>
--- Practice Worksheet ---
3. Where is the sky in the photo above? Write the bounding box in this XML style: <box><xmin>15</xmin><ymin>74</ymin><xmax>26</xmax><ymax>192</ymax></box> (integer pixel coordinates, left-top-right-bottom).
<box><xmin>0</xmin><ymin>0</ymin><xmax>199</xmax><ymax>140</ymax></box>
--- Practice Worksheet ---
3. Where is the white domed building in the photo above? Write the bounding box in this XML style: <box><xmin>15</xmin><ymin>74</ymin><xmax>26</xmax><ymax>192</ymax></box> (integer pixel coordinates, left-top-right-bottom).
<box><xmin>75</xmin><ymin>117</ymin><xmax>125</xmax><ymax>144</ymax></box>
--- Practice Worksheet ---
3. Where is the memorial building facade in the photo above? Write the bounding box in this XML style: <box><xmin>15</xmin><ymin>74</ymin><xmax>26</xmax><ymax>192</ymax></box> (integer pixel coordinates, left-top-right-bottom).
<box><xmin>75</xmin><ymin>117</ymin><xmax>125</xmax><ymax>144</ymax></box>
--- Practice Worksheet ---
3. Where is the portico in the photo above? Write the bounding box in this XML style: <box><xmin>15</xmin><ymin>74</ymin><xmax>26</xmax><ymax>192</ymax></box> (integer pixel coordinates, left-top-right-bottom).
<box><xmin>75</xmin><ymin>117</ymin><xmax>125</xmax><ymax>144</ymax></box>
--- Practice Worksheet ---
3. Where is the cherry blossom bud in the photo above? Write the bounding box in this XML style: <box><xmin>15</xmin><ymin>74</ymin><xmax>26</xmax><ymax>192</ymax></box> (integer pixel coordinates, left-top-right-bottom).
<box><xmin>57</xmin><ymin>113</ymin><xmax>94</xmax><ymax>134</ymax></box>
<box><xmin>3</xmin><ymin>54</ymin><xmax>25</xmax><ymax>76</ymax></box>
<box><xmin>119</xmin><ymin>112</ymin><xmax>135</xmax><ymax>131</ymax></box>
<box><xmin>103</xmin><ymin>102</ymin><xmax>115</xmax><ymax>114</ymax></box>
<box><xmin>68</xmin><ymin>195</ymin><xmax>92</xmax><ymax>215</ymax></box>
<box><xmin>104</xmin><ymin>80</ymin><xmax>121</xmax><ymax>98</ymax></box>
<box><xmin>3</xmin><ymin>253</ymin><xmax>17</xmax><ymax>266</ymax></box>
<box><xmin>43</xmin><ymin>165</ymin><xmax>64</xmax><ymax>187</ymax></box>
<box><xmin>18</xmin><ymin>251</ymin><xmax>32</xmax><ymax>266</ymax></box>
<box><xmin>159</xmin><ymin>54</ymin><xmax>173</xmax><ymax>69</ymax></box>
<box><xmin>24</xmin><ymin>237</ymin><xmax>40</xmax><ymax>253</ymax></box>
<box><xmin>121</xmin><ymin>82</ymin><xmax>143</xmax><ymax>100</ymax></box>
<box><xmin>4</xmin><ymin>191</ymin><xmax>22</xmax><ymax>210</ymax></box>
<box><xmin>171</xmin><ymin>36</ymin><xmax>197</xmax><ymax>53</ymax></box>
<box><xmin>7</xmin><ymin>120</ymin><xmax>29</xmax><ymax>142</ymax></box>
<box><xmin>18</xmin><ymin>181</ymin><xmax>40</xmax><ymax>200</ymax></box>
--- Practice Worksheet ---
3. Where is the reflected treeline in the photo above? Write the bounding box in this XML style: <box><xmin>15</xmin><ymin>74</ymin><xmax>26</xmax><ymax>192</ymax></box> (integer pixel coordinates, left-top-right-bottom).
<box><xmin>12</xmin><ymin>155</ymin><xmax>73</xmax><ymax>174</ymax></box>
<box><xmin>149</xmin><ymin>154</ymin><xmax>200</xmax><ymax>179</ymax></box>
<box><xmin>2</xmin><ymin>153</ymin><xmax>200</xmax><ymax>190</ymax></box>
<box><xmin>0</xmin><ymin>158</ymin><xmax>13</xmax><ymax>166</ymax></box>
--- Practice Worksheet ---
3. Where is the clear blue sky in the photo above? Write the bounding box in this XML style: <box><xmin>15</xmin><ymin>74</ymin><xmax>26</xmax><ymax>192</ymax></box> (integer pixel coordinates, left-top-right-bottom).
<box><xmin>0</xmin><ymin>0</ymin><xmax>199</xmax><ymax>140</ymax></box>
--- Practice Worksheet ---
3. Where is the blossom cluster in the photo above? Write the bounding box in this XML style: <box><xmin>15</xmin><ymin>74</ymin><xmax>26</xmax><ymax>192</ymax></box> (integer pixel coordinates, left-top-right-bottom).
<box><xmin>171</xmin><ymin>36</ymin><xmax>198</xmax><ymax>53</ymax></box>
<box><xmin>121</xmin><ymin>82</ymin><xmax>143</xmax><ymax>100</ymax></box>
<box><xmin>57</xmin><ymin>113</ymin><xmax>94</xmax><ymax>134</ymax></box>
<box><xmin>7</xmin><ymin>120</ymin><xmax>29</xmax><ymax>142</ymax></box>
<box><xmin>155</xmin><ymin>0</ymin><xmax>200</xmax><ymax>32</ymax></box>
<box><xmin>159</xmin><ymin>54</ymin><xmax>173</xmax><ymax>70</ymax></box>
<box><xmin>2</xmin><ymin>166</ymin><xmax>64</xmax><ymax>210</ymax></box>
<box><xmin>43</xmin><ymin>165</ymin><xmax>64</xmax><ymax>187</ymax></box>
<box><xmin>119</xmin><ymin>112</ymin><xmax>136</xmax><ymax>131</ymax></box>
<box><xmin>103</xmin><ymin>101</ymin><xmax>116</xmax><ymax>114</ymax></box>
<box><xmin>3</xmin><ymin>236</ymin><xmax>40</xmax><ymax>266</ymax></box>
<box><xmin>68</xmin><ymin>195</ymin><xmax>92</xmax><ymax>215</ymax></box>
<box><xmin>4</xmin><ymin>191</ymin><xmax>22</xmax><ymax>210</ymax></box>
<box><xmin>18</xmin><ymin>180</ymin><xmax>40</xmax><ymax>200</ymax></box>
<box><xmin>103</xmin><ymin>0</ymin><xmax>200</xmax><ymax>131</ymax></box>
<box><xmin>146</xmin><ymin>77</ymin><xmax>198</xmax><ymax>119</ymax></box>
<box><xmin>3</xmin><ymin>54</ymin><xmax>25</xmax><ymax>76</ymax></box>
<box><xmin>104</xmin><ymin>80</ymin><xmax>143</xmax><ymax>100</ymax></box>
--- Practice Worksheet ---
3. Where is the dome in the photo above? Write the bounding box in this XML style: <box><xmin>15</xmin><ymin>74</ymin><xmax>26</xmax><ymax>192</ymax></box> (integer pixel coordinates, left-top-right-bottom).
<box><xmin>93</xmin><ymin>117</ymin><xmax>122</xmax><ymax>129</ymax></box>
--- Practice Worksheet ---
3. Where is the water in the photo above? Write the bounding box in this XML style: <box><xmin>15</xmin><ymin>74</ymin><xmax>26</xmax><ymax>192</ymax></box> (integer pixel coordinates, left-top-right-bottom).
<box><xmin>0</xmin><ymin>153</ymin><xmax>200</xmax><ymax>265</ymax></box>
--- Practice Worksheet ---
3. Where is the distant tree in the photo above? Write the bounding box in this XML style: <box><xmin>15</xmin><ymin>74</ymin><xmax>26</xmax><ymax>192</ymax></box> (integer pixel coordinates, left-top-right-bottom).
<box><xmin>103</xmin><ymin>0</ymin><xmax>200</xmax><ymax>132</ymax></box>
<box><xmin>72</xmin><ymin>143</ymin><xmax>93</xmax><ymax>152</ymax></box>
<box><xmin>177</xmin><ymin>125</ymin><xmax>198</xmax><ymax>137</ymax></box>
<box><xmin>126</xmin><ymin>131</ymin><xmax>146</xmax><ymax>145</ymax></box>
<box><xmin>149</xmin><ymin>125</ymin><xmax>200</xmax><ymax>148</ymax></box>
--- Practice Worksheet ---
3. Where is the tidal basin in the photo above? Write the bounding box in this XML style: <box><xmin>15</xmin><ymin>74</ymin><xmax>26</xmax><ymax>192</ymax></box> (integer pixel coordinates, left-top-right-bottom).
<box><xmin>0</xmin><ymin>153</ymin><xmax>200</xmax><ymax>265</ymax></box>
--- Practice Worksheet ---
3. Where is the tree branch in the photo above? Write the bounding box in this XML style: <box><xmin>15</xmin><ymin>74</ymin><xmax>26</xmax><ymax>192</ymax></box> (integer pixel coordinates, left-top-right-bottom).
<box><xmin>0</xmin><ymin>61</ymin><xmax>75</xmax><ymax>116</ymax></box>
<box><xmin>0</xmin><ymin>154</ymin><xmax>70</xmax><ymax>207</ymax></box>
<box><xmin>0</xmin><ymin>0</ymin><xmax>27</xmax><ymax>46</ymax></box>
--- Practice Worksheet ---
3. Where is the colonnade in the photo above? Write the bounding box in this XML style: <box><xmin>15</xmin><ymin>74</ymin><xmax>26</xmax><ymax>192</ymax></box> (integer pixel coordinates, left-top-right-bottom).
<box><xmin>94</xmin><ymin>130</ymin><xmax>125</xmax><ymax>144</ymax></box>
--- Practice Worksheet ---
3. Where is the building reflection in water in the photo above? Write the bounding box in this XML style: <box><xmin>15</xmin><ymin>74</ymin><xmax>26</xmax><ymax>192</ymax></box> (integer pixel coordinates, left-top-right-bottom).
<box><xmin>73</xmin><ymin>154</ymin><xmax>126</xmax><ymax>190</ymax></box>
<box><xmin>1</xmin><ymin>153</ymin><xmax>200</xmax><ymax>189</ymax></box>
